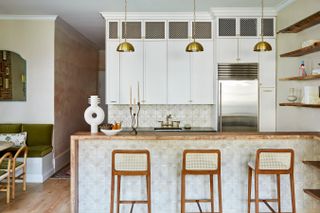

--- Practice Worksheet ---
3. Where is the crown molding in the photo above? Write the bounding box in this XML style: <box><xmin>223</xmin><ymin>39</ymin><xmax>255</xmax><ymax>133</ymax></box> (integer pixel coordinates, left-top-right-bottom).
<box><xmin>210</xmin><ymin>7</ymin><xmax>277</xmax><ymax>17</ymax></box>
<box><xmin>0</xmin><ymin>15</ymin><xmax>58</xmax><ymax>20</ymax></box>
<box><xmin>100</xmin><ymin>12</ymin><xmax>212</xmax><ymax>20</ymax></box>
<box><xmin>275</xmin><ymin>0</ymin><xmax>297</xmax><ymax>12</ymax></box>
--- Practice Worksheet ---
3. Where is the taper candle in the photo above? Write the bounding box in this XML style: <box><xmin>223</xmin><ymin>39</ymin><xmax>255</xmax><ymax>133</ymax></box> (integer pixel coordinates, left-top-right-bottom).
<box><xmin>130</xmin><ymin>86</ymin><xmax>132</xmax><ymax>107</ymax></box>
<box><xmin>138</xmin><ymin>82</ymin><xmax>140</xmax><ymax>103</ymax></box>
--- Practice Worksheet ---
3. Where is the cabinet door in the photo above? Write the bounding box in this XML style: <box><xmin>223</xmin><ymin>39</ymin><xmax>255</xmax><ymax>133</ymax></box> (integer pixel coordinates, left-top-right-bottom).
<box><xmin>144</xmin><ymin>41</ymin><xmax>167</xmax><ymax>104</ymax></box>
<box><xmin>106</xmin><ymin>41</ymin><xmax>120</xmax><ymax>104</ymax></box>
<box><xmin>259</xmin><ymin>87</ymin><xmax>276</xmax><ymax>132</ymax></box>
<box><xmin>191</xmin><ymin>40</ymin><xmax>214</xmax><ymax>104</ymax></box>
<box><xmin>119</xmin><ymin>41</ymin><xmax>143</xmax><ymax>104</ymax></box>
<box><xmin>259</xmin><ymin>39</ymin><xmax>276</xmax><ymax>87</ymax></box>
<box><xmin>216</xmin><ymin>38</ymin><xmax>238</xmax><ymax>63</ymax></box>
<box><xmin>168</xmin><ymin>40</ymin><xmax>191</xmax><ymax>104</ymax></box>
<box><xmin>238</xmin><ymin>38</ymin><xmax>259</xmax><ymax>63</ymax></box>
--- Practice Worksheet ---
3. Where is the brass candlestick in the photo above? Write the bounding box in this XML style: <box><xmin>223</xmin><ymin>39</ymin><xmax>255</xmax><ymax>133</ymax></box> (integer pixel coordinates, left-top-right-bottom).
<box><xmin>129</xmin><ymin>102</ymin><xmax>140</xmax><ymax>135</ymax></box>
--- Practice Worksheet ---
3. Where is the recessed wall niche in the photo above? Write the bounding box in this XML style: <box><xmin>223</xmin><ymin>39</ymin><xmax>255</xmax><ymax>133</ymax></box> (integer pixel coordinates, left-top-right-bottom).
<box><xmin>0</xmin><ymin>50</ymin><xmax>26</xmax><ymax>101</ymax></box>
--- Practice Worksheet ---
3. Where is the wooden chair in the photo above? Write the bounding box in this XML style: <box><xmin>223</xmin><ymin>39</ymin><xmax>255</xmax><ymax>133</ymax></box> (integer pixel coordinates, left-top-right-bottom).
<box><xmin>0</xmin><ymin>152</ymin><xmax>12</xmax><ymax>203</ymax></box>
<box><xmin>247</xmin><ymin>149</ymin><xmax>296</xmax><ymax>213</ymax></box>
<box><xmin>110</xmin><ymin>150</ymin><xmax>151</xmax><ymax>213</ymax></box>
<box><xmin>181</xmin><ymin>149</ymin><xmax>223</xmax><ymax>213</ymax></box>
<box><xmin>1</xmin><ymin>146</ymin><xmax>28</xmax><ymax>199</ymax></box>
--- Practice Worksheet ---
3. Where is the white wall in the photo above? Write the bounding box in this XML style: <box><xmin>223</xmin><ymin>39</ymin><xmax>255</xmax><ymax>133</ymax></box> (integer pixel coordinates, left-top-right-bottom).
<box><xmin>277</xmin><ymin>0</ymin><xmax>320</xmax><ymax>131</ymax></box>
<box><xmin>0</xmin><ymin>18</ymin><xmax>55</xmax><ymax>124</ymax></box>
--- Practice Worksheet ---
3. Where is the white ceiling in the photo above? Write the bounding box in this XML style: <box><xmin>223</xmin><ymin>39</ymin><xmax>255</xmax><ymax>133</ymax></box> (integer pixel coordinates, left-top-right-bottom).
<box><xmin>0</xmin><ymin>0</ymin><xmax>292</xmax><ymax>49</ymax></box>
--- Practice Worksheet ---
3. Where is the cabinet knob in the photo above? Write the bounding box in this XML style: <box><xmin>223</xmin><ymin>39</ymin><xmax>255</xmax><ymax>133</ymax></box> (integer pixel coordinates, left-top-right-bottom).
<box><xmin>110</xmin><ymin>101</ymin><xmax>117</xmax><ymax>103</ymax></box>
<box><xmin>189</xmin><ymin>100</ymin><xmax>193</xmax><ymax>103</ymax></box>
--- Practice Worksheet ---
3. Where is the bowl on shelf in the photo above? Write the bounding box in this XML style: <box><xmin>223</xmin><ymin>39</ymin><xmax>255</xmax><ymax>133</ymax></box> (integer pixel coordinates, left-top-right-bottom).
<box><xmin>100</xmin><ymin>128</ymin><xmax>122</xmax><ymax>136</ymax></box>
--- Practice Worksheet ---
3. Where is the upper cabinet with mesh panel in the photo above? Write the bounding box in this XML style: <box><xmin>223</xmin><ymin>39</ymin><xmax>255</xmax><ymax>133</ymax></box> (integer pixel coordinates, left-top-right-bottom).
<box><xmin>217</xmin><ymin>17</ymin><xmax>275</xmax><ymax>38</ymax></box>
<box><xmin>261</xmin><ymin>18</ymin><xmax>275</xmax><ymax>37</ymax></box>
<box><xmin>145</xmin><ymin>21</ymin><xmax>165</xmax><ymax>39</ymax></box>
<box><xmin>108</xmin><ymin>21</ymin><xmax>119</xmax><ymax>39</ymax></box>
<box><xmin>193</xmin><ymin>22</ymin><xmax>212</xmax><ymax>39</ymax></box>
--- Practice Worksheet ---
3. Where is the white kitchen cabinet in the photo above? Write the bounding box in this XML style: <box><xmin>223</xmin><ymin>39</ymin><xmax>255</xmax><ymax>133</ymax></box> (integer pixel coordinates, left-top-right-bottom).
<box><xmin>168</xmin><ymin>40</ymin><xmax>191</xmax><ymax>104</ymax></box>
<box><xmin>259</xmin><ymin>39</ymin><xmax>276</xmax><ymax>87</ymax></box>
<box><xmin>119</xmin><ymin>41</ymin><xmax>144</xmax><ymax>104</ymax></box>
<box><xmin>239</xmin><ymin>39</ymin><xmax>259</xmax><ymax>63</ymax></box>
<box><xmin>216</xmin><ymin>38</ymin><xmax>259</xmax><ymax>63</ymax></box>
<box><xmin>191</xmin><ymin>40</ymin><xmax>214</xmax><ymax>104</ymax></box>
<box><xmin>259</xmin><ymin>87</ymin><xmax>276</xmax><ymax>131</ymax></box>
<box><xmin>144</xmin><ymin>41</ymin><xmax>167</xmax><ymax>104</ymax></box>
<box><xmin>106</xmin><ymin>41</ymin><xmax>120</xmax><ymax>104</ymax></box>
<box><xmin>216</xmin><ymin>38</ymin><xmax>238</xmax><ymax>63</ymax></box>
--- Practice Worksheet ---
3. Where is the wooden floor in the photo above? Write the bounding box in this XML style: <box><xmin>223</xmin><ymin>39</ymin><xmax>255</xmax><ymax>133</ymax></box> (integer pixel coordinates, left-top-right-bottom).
<box><xmin>0</xmin><ymin>179</ymin><xmax>70</xmax><ymax>213</ymax></box>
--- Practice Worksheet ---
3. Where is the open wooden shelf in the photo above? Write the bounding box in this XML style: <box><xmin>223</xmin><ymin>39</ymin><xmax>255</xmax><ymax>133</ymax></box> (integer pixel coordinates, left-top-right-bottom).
<box><xmin>278</xmin><ymin>11</ymin><xmax>320</xmax><ymax>33</ymax></box>
<box><xmin>279</xmin><ymin>74</ymin><xmax>320</xmax><ymax>81</ymax></box>
<box><xmin>303</xmin><ymin>161</ymin><xmax>320</xmax><ymax>169</ymax></box>
<box><xmin>304</xmin><ymin>189</ymin><xmax>320</xmax><ymax>201</ymax></box>
<box><xmin>280</xmin><ymin>41</ymin><xmax>320</xmax><ymax>57</ymax></box>
<box><xmin>279</xmin><ymin>103</ymin><xmax>320</xmax><ymax>108</ymax></box>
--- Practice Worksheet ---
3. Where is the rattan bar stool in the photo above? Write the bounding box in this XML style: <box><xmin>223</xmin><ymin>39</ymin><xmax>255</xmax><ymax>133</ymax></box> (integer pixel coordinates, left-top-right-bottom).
<box><xmin>247</xmin><ymin>149</ymin><xmax>296</xmax><ymax>213</ymax></box>
<box><xmin>110</xmin><ymin>150</ymin><xmax>151</xmax><ymax>213</ymax></box>
<box><xmin>181</xmin><ymin>149</ymin><xmax>222</xmax><ymax>213</ymax></box>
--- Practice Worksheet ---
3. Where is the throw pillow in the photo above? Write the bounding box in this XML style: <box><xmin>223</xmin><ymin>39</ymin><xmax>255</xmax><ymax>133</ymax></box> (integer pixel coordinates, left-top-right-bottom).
<box><xmin>0</xmin><ymin>132</ymin><xmax>27</xmax><ymax>146</ymax></box>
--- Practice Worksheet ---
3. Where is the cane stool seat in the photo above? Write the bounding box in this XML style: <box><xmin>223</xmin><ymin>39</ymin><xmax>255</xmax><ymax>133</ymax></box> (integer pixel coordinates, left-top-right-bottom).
<box><xmin>248</xmin><ymin>152</ymin><xmax>292</xmax><ymax>170</ymax></box>
<box><xmin>181</xmin><ymin>150</ymin><xmax>223</xmax><ymax>213</ymax></box>
<box><xmin>247</xmin><ymin>149</ymin><xmax>296</xmax><ymax>213</ymax></box>
<box><xmin>110</xmin><ymin>150</ymin><xmax>151</xmax><ymax>213</ymax></box>
<box><xmin>114</xmin><ymin>153</ymin><xmax>148</xmax><ymax>171</ymax></box>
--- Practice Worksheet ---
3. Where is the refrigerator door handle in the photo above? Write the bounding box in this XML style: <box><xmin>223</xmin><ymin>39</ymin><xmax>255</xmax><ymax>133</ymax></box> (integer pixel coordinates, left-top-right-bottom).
<box><xmin>219</xmin><ymin>82</ymin><xmax>222</xmax><ymax>132</ymax></box>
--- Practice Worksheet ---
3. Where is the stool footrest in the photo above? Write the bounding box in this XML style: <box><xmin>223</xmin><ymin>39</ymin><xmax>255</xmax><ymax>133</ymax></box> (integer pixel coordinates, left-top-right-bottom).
<box><xmin>249</xmin><ymin>198</ymin><xmax>278</xmax><ymax>202</ymax></box>
<box><xmin>185</xmin><ymin>199</ymin><xmax>212</xmax><ymax>203</ymax></box>
<box><xmin>119</xmin><ymin>200</ymin><xmax>148</xmax><ymax>204</ymax></box>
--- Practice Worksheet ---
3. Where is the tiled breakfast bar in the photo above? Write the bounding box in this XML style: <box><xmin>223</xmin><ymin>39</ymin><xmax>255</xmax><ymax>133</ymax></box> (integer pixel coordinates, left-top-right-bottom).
<box><xmin>71</xmin><ymin>132</ymin><xmax>320</xmax><ymax>213</ymax></box>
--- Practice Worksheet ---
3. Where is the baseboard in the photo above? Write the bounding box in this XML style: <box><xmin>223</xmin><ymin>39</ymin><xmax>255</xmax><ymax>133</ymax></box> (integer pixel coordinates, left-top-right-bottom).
<box><xmin>26</xmin><ymin>170</ymin><xmax>53</xmax><ymax>183</ymax></box>
<box><xmin>54</xmin><ymin>149</ymin><xmax>70</xmax><ymax>172</ymax></box>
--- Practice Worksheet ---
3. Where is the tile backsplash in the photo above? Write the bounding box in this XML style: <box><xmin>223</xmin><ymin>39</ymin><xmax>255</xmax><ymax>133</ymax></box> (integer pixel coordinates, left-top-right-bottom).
<box><xmin>108</xmin><ymin>105</ymin><xmax>215</xmax><ymax>128</ymax></box>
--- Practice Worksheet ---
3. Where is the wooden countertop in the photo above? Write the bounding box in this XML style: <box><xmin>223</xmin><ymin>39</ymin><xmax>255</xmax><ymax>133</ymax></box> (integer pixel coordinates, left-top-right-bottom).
<box><xmin>71</xmin><ymin>131</ymin><xmax>320</xmax><ymax>141</ymax></box>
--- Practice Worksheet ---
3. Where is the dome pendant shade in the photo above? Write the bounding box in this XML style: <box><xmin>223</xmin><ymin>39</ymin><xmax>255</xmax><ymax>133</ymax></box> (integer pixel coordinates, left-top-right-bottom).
<box><xmin>253</xmin><ymin>41</ymin><xmax>272</xmax><ymax>52</ymax></box>
<box><xmin>117</xmin><ymin>41</ymin><xmax>135</xmax><ymax>52</ymax></box>
<box><xmin>186</xmin><ymin>41</ymin><xmax>204</xmax><ymax>52</ymax></box>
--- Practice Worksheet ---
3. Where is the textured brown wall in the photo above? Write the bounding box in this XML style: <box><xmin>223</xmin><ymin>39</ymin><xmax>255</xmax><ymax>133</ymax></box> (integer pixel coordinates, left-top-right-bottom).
<box><xmin>54</xmin><ymin>17</ymin><xmax>99</xmax><ymax>170</ymax></box>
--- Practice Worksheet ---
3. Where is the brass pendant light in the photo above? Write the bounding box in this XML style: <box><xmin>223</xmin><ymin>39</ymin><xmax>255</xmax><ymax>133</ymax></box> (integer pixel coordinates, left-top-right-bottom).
<box><xmin>117</xmin><ymin>0</ymin><xmax>135</xmax><ymax>52</ymax></box>
<box><xmin>254</xmin><ymin>0</ymin><xmax>272</xmax><ymax>52</ymax></box>
<box><xmin>186</xmin><ymin>0</ymin><xmax>204</xmax><ymax>52</ymax></box>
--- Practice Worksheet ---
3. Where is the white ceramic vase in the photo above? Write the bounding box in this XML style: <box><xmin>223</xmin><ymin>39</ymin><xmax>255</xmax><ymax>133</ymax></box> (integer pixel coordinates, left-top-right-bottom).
<box><xmin>84</xmin><ymin>95</ymin><xmax>105</xmax><ymax>133</ymax></box>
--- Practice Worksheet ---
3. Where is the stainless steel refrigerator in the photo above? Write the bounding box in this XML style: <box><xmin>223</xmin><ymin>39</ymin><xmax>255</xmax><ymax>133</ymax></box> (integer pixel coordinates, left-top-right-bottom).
<box><xmin>218</xmin><ymin>63</ymin><xmax>258</xmax><ymax>132</ymax></box>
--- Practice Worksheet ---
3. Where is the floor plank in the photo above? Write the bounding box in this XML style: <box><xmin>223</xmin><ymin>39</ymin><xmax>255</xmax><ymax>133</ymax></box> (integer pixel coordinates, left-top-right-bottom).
<box><xmin>0</xmin><ymin>179</ymin><xmax>70</xmax><ymax>213</ymax></box>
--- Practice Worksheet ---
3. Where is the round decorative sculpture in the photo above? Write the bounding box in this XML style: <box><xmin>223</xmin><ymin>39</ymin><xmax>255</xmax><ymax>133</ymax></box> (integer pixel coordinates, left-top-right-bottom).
<box><xmin>84</xmin><ymin>96</ymin><xmax>105</xmax><ymax>134</ymax></box>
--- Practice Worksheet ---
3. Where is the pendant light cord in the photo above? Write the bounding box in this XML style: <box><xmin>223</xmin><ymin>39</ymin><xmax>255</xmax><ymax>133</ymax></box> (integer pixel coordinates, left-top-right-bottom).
<box><xmin>192</xmin><ymin>0</ymin><xmax>196</xmax><ymax>41</ymax></box>
<box><xmin>124</xmin><ymin>0</ymin><xmax>128</xmax><ymax>41</ymax></box>
<box><xmin>261</xmin><ymin>0</ymin><xmax>264</xmax><ymax>41</ymax></box>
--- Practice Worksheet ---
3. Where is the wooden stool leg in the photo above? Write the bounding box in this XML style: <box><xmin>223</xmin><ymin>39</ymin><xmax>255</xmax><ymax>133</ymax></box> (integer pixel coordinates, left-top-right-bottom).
<box><xmin>116</xmin><ymin>175</ymin><xmax>121</xmax><ymax>213</ymax></box>
<box><xmin>110</xmin><ymin>174</ymin><xmax>115</xmax><ymax>213</ymax></box>
<box><xmin>210</xmin><ymin>174</ymin><xmax>214</xmax><ymax>213</ymax></box>
<box><xmin>277</xmin><ymin>174</ymin><xmax>281</xmax><ymax>213</ymax></box>
<box><xmin>181</xmin><ymin>173</ymin><xmax>185</xmax><ymax>213</ymax></box>
<box><xmin>6</xmin><ymin>174</ymin><xmax>10</xmax><ymax>204</ymax></box>
<box><xmin>12</xmin><ymin>171</ymin><xmax>15</xmax><ymax>199</ymax></box>
<box><xmin>247</xmin><ymin>167</ymin><xmax>252</xmax><ymax>213</ymax></box>
<box><xmin>23</xmin><ymin>167</ymin><xmax>27</xmax><ymax>191</ymax></box>
<box><xmin>147</xmin><ymin>174</ymin><xmax>151</xmax><ymax>213</ymax></box>
<box><xmin>218</xmin><ymin>172</ymin><xmax>223</xmax><ymax>213</ymax></box>
<box><xmin>254</xmin><ymin>172</ymin><xmax>259</xmax><ymax>213</ymax></box>
<box><xmin>290</xmin><ymin>173</ymin><xmax>296</xmax><ymax>213</ymax></box>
